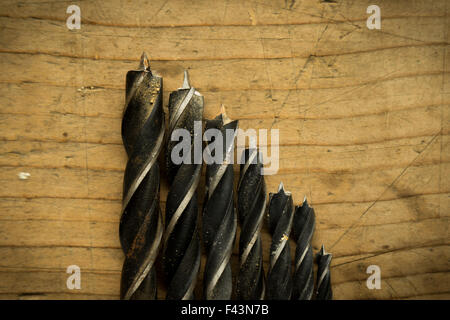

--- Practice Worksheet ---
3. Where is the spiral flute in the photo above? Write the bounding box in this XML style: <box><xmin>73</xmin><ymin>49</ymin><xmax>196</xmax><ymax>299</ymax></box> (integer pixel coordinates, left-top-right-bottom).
<box><xmin>163</xmin><ymin>71</ymin><xmax>203</xmax><ymax>299</ymax></box>
<box><xmin>316</xmin><ymin>245</ymin><xmax>333</xmax><ymax>300</ymax></box>
<box><xmin>267</xmin><ymin>182</ymin><xmax>294</xmax><ymax>300</ymax></box>
<box><xmin>202</xmin><ymin>110</ymin><xmax>238</xmax><ymax>300</ymax></box>
<box><xmin>292</xmin><ymin>197</ymin><xmax>315</xmax><ymax>300</ymax></box>
<box><xmin>119</xmin><ymin>53</ymin><xmax>164</xmax><ymax>300</ymax></box>
<box><xmin>236</xmin><ymin>148</ymin><xmax>266</xmax><ymax>300</ymax></box>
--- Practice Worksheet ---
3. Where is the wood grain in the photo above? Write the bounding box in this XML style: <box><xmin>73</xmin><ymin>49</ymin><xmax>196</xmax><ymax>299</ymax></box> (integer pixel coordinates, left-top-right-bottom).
<box><xmin>0</xmin><ymin>0</ymin><xmax>448</xmax><ymax>300</ymax></box>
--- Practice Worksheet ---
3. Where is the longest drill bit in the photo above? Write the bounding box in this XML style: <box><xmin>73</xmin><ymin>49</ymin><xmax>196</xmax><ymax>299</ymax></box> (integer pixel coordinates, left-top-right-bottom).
<box><xmin>202</xmin><ymin>109</ymin><xmax>238</xmax><ymax>300</ymax></box>
<box><xmin>119</xmin><ymin>53</ymin><xmax>164</xmax><ymax>300</ymax></box>
<box><xmin>316</xmin><ymin>245</ymin><xmax>333</xmax><ymax>300</ymax></box>
<box><xmin>163</xmin><ymin>71</ymin><xmax>203</xmax><ymax>299</ymax></box>
<box><xmin>236</xmin><ymin>148</ymin><xmax>266</xmax><ymax>300</ymax></box>
<box><xmin>267</xmin><ymin>182</ymin><xmax>294</xmax><ymax>300</ymax></box>
<box><xmin>292</xmin><ymin>197</ymin><xmax>316</xmax><ymax>300</ymax></box>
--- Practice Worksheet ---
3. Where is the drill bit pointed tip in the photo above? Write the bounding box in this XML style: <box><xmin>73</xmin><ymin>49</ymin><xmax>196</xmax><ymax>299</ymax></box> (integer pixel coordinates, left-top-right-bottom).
<box><xmin>277</xmin><ymin>181</ymin><xmax>292</xmax><ymax>195</ymax></box>
<box><xmin>218</xmin><ymin>104</ymin><xmax>234</xmax><ymax>125</ymax></box>
<box><xmin>301</xmin><ymin>195</ymin><xmax>311</xmax><ymax>209</ymax></box>
<box><xmin>139</xmin><ymin>52</ymin><xmax>151</xmax><ymax>71</ymax></box>
<box><xmin>319</xmin><ymin>244</ymin><xmax>331</xmax><ymax>257</ymax></box>
<box><xmin>180</xmin><ymin>70</ymin><xmax>191</xmax><ymax>89</ymax></box>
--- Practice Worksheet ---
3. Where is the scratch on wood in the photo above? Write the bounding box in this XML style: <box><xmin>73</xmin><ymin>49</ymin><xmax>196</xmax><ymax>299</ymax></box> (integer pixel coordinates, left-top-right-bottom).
<box><xmin>329</xmin><ymin>132</ymin><xmax>442</xmax><ymax>250</ymax></box>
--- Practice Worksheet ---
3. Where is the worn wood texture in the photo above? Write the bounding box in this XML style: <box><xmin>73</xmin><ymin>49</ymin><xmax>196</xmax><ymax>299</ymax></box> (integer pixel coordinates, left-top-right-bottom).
<box><xmin>0</xmin><ymin>0</ymin><xmax>448</xmax><ymax>300</ymax></box>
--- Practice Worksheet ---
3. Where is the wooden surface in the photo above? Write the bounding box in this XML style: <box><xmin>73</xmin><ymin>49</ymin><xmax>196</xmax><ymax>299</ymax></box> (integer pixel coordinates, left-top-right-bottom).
<box><xmin>0</xmin><ymin>0</ymin><xmax>448</xmax><ymax>300</ymax></box>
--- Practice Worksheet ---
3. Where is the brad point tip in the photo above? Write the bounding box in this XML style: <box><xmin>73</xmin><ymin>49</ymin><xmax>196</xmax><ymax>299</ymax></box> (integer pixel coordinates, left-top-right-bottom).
<box><xmin>277</xmin><ymin>181</ymin><xmax>292</xmax><ymax>195</ymax></box>
<box><xmin>139</xmin><ymin>52</ymin><xmax>150</xmax><ymax>71</ymax></box>
<box><xmin>181</xmin><ymin>70</ymin><xmax>191</xmax><ymax>89</ymax></box>
<box><xmin>319</xmin><ymin>244</ymin><xmax>330</xmax><ymax>256</ymax></box>
<box><xmin>220</xmin><ymin>104</ymin><xmax>233</xmax><ymax>125</ymax></box>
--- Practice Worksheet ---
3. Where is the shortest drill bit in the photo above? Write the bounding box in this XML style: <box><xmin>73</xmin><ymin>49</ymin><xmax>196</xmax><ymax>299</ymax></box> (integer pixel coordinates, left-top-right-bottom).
<box><xmin>316</xmin><ymin>245</ymin><xmax>333</xmax><ymax>300</ymax></box>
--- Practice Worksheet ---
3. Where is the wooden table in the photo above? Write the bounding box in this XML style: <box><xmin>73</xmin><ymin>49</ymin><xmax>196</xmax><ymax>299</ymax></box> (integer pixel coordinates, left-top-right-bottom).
<box><xmin>0</xmin><ymin>0</ymin><xmax>448</xmax><ymax>299</ymax></box>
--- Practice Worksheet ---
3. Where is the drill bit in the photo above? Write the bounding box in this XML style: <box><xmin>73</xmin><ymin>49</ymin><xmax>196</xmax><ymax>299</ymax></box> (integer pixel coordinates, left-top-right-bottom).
<box><xmin>236</xmin><ymin>148</ymin><xmax>266</xmax><ymax>300</ymax></box>
<box><xmin>267</xmin><ymin>182</ymin><xmax>294</xmax><ymax>300</ymax></box>
<box><xmin>163</xmin><ymin>71</ymin><xmax>203</xmax><ymax>299</ymax></box>
<box><xmin>316</xmin><ymin>245</ymin><xmax>333</xmax><ymax>300</ymax></box>
<box><xmin>119</xmin><ymin>53</ymin><xmax>164</xmax><ymax>300</ymax></box>
<box><xmin>292</xmin><ymin>197</ymin><xmax>315</xmax><ymax>300</ymax></box>
<box><xmin>202</xmin><ymin>108</ymin><xmax>238</xmax><ymax>300</ymax></box>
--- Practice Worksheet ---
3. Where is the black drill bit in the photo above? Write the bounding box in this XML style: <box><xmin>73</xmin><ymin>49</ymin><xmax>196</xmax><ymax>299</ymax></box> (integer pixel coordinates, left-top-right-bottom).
<box><xmin>316</xmin><ymin>245</ymin><xmax>333</xmax><ymax>300</ymax></box>
<box><xmin>236</xmin><ymin>148</ymin><xmax>266</xmax><ymax>299</ymax></box>
<box><xmin>267</xmin><ymin>182</ymin><xmax>294</xmax><ymax>300</ymax></box>
<box><xmin>292</xmin><ymin>197</ymin><xmax>315</xmax><ymax>300</ymax></box>
<box><xmin>202</xmin><ymin>108</ymin><xmax>238</xmax><ymax>300</ymax></box>
<box><xmin>119</xmin><ymin>53</ymin><xmax>165</xmax><ymax>300</ymax></box>
<box><xmin>163</xmin><ymin>71</ymin><xmax>203</xmax><ymax>299</ymax></box>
